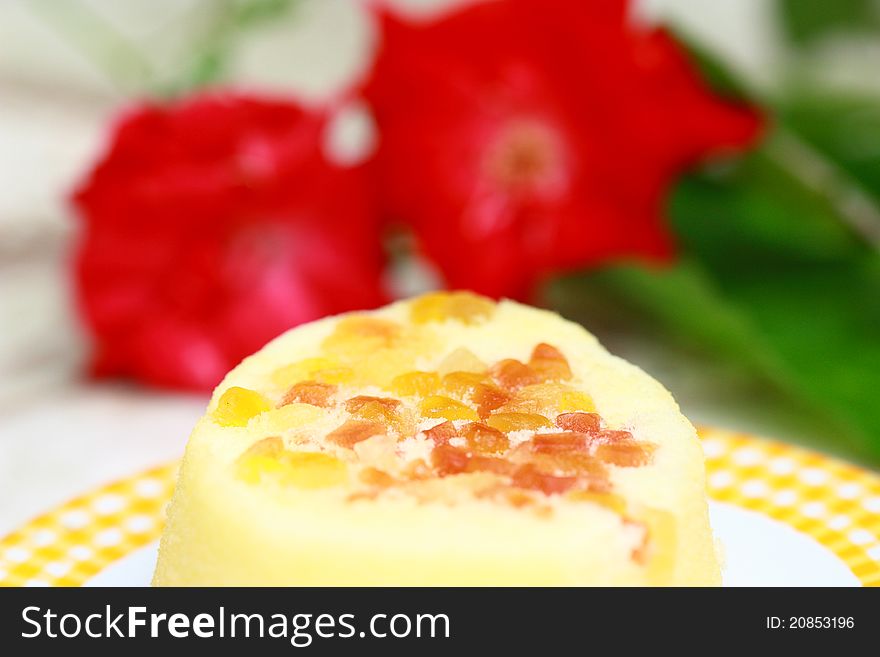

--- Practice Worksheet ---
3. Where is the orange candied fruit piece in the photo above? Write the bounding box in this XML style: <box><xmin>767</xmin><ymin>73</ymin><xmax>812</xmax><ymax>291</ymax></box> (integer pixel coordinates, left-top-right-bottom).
<box><xmin>593</xmin><ymin>442</ymin><xmax>655</xmax><ymax>467</ymax></box>
<box><xmin>431</xmin><ymin>444</ymin><xmax>471</xmax><ymax>476</ymax></box>
<box><xmin>410</xmin><ymin>291</ymin><xmax>496</xmax><ymax>325</ymax></box>
<box><xmin>591</xmin><ymin>429</ymin><xmax>634</xmax><ymax>444</ymax></box>
<box><xmin>528</xmin><ymin>343</ymin><xmax>573</xmax><ymax>381</ymax></box>
<box><xmin>419</xmin><ymin>395</ymin><xmax>479</xmax><ymax>421</ymax></box>
<box><xmin>555</xmin><ymin>412</ymin><xmax>601</xmax><ymax>433</ymax></box>
<box><xmin>499</xmin><ymin>383</ymin><xmax>568</xmax><ymax>415</ymax></box>
<box><xmin>489</xmin><ymin>358</ymin><xmax>540</xmax><ymax>390</ymax></box>
<box><xmin>423</xmin><ymin>420</ymin><xmax>458</xmax><ymax>445</ymax></box>
<box><xmin>281</xmin><ymin>381</ymin><xmax>337</xmax><ymax>408</ymax></box>
<box><xmin>486</xmin><ymin>412</ymin><xmax>552</xmax><ymax>432</ymax></box>
<box><xmin>443</xmin><ymin>371</ymin><xmax>509</xmax><ymax>418</ymax></box>
<box><xmin>326</xmin><ymin>419</ymin><xmax>387</xmax><ymax>449</ymax></box>
<box><xmin>511</xmin><ymin>463</ymin><xmax>579</xmax><ymax>496</ymax></box>
<box><xmin>359</xmin><ymin>467</ymin><xmax>396</xmax><ymax>488</ymax></box>
<box><xmin>530</xmin><ymin>431</ymin><xmax>590</xmax><ymax>453</ymax></box>
<box><xmin>461</xmin><ymin>422</ymin><xmax>509</xmax><ymax>455</ymax></box>
<box><xmin>467</xmin><ymin>455</ymin><xmax>516</xmax><ymax>476</ymax></box>
<box><xmin>345</xmin><ymin>395</ymin><xmax>401</xmax><ymax>415</ymax></box>
<box><xmin>345</xmin><ymin>395</ymin><xmax>413</xmax><ymax>435</ymax></box>
<box><xmin>390</xmin><ymin>371</ymin><xmax>441</xmax><ymax>397</ymax></box>
<box><xmin>213</xmin><ymin>386</ymin><xmax>272</xmax><ymax>427</ymax></box>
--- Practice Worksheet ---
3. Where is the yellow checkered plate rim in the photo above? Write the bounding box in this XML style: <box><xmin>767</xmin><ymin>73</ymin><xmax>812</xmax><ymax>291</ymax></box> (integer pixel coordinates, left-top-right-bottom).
<box><xmin>1</xmin><ymin>426</ymin><xmax>879</xmax><ymax>587</ymax></box>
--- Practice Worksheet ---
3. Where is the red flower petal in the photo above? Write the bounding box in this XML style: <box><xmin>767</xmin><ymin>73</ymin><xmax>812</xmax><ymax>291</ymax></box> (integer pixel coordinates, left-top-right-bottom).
<box><xmin>72</xmin><ymin>93</ymin><xmax>386</xmax><ymax>390</ymax></box>
<box><xmin>364</xmin><ymin>0</ymin><xmax>762</xmax><ymax>298</ymax></box>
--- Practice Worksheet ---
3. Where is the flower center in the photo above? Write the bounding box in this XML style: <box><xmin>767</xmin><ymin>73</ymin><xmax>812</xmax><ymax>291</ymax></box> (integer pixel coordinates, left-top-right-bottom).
<box><xmin>485</xmin><ymin>120</ymin><xmax>565</xmax><ymax>196</ymax></box>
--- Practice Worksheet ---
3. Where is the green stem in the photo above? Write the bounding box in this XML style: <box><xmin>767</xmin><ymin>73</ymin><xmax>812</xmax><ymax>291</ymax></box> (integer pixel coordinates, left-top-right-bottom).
<box><xmin>764</xmin><ymin>127</ymin><xmax>880</xmax><ymax>249</ymax></box>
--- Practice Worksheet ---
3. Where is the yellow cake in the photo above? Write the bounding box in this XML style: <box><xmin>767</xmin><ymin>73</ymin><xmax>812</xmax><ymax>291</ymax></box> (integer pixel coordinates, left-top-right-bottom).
<box><xmin>153</xmin><ymin>292</ymin><xmax>719</xmax><ymax>586</ymax></box>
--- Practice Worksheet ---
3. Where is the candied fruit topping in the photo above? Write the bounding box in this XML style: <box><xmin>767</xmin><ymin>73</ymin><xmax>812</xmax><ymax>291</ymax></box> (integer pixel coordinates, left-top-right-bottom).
<box><xmin>278</xmin><ymin>452</ymin><xmax>348</xmax><ymax>489</ymax></box>
<box><xmin>558</xmin><ymin>390</ymin><xmax>596</xmax><ymax>412</ymax></box>
<box><xmin>213</xmin><ymin>386</ymin><xmax>272</xmax><ymax>427</ymax></box>
<box><xmin>258</xmin><ymin>403</ymin><xmax>324</xmax><ymax>433</ymax></box>
<box><xmin>442</xmin><ymin>371</ymin><xmax>509</xmax><ymax>418</ymax></box>
<box><xmin>591</xmin><ymin>429</ymin><xmax>633</xmax><ymax>443</ymax></box>
<box><xmin>325</xmin><ymin>315</ymin><xmax>401</xmax><ymax>349</ymax></box>
<box><xmin>327</xmin><ymin>420</ymin><xmax>387</xmax><ymax>448</ymax></box>
<box><xmin>241</xmin><ymin>436</ymin><xmax>284</xmax><ymax>459</ymax></box>
<box><xmin>281</xmin><ymin>381</ymin><xmax>336</xmax><ymax>408</ymax></box>
<box><xmin>530</xmin><ymin>431</ymin><xmax>589</xmax><ymax>453</ymax></box>
<box><xmin>471</xmin><ymin>383</ymin><xmax>510</xmax><ymax>418</ymax></box>
<box><xmin>236</xmin><ymin>438</ymin><xmax>286</xmax><ymax>483</ymax></box>
<box><xmin>410</xmin><ymin>291</ymin><xmax>495</xmax><ymax>325</ymax></box>
<box><xmin>237</xmin><ymin>445</ymin><xmax>347</xmax><ymax>489</ymax></box>
<box><xmin>530</xmin><ymin>451</ymin><xmax>609</xmax><ymax>480</ymax></box>
<box><xmin>499</xmin><ymin>383</ymin><xmax>568</xmax><ymax>415</ymax></box>
<box><xmin>345</xmin><ymin>395</ymin><xmax>401</xmax><ymax>414</ymax></box>
<box><xmin>437</xmin><ymin>347</ymin><xmax>487</xmax><ymax>376</ymax></box>
<box><xmin>511</xmin><ymin>464</ymin><xmax>579</xmax><ymax>496</ymax></box>
<box><xmin>419</xmin><ymin>395</ymin><xmax>480</xmax><ymax>421</ymax></box>
<box><xmin>566</xmin><ymin>490</ymin><xmax>628</xmax><ymax>514</ymax></box>
<box><xmin>593</xmin><ymin>442</ymin><xmax>655</xmax><ymax>467</ymax></box>
<box><xmin>442</xmin><ymin>370</ymin><xmax>488</xmax><ymax>395</ymax></box>
<box><xmin>555</xmin><ymin>412</ymin><xmax>601</xmax><ymax>433</ymax></box>
<box><xmin>431</xmin><ymin>444</ymin><xmax>471</xmax><ymax>476</ymax></box>
<box><xmin>390</xmin><ymin>371</ymin><xmax>441</xmax><ymax>397</ymax></box>
<box><xmin>359</xmin><ymin>467</ymin><xmax>395</xmax><ymax>488</ymax></box>
<box><xmin>468</xmin><ymin>456</ymin><xmax>517</xmax><ymax>476</ymax></box>
<box><xmin>528</xmin><ymin>343</ymin><xmax>573</xmax><ymax>381</ymax></box>
<box><xmin>346</xmin><ymin>395</ymin><xmax>413</xmax><ymax>435</ymax></box>
<box><xmin>423</xmin><ymin>420</ymin><xmax>458</xmax><ymax>445</ymax></box>
<box><xmin>461</xmin><ymin>422</ymin><xmax>509</xmax><ymax>454</ymax></box>
<box><xmin>270</xmin><ymin>357</ymin><xmax>352</xmax><ymax>389</ymax></box>
<box><xmin>486</xmin><ymin>412</ymin><xmax>552</xmax><ymax>432</ymax></box>
<box><xmin>489</xmin><ymin>358</ymin><xmax>540</xmax><ymax>390</ymax></box>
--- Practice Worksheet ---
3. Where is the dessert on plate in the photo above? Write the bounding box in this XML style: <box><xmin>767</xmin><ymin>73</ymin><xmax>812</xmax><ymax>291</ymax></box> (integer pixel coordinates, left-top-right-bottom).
<box><xmin>153</xmin><ymin>292</ymin><xmax>719</xmax><ymax>585</ymax></box>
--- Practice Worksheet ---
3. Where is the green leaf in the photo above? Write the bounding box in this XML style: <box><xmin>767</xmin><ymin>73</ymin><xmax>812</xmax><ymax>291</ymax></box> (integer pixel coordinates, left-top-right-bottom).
<box><xmin>777</xmin><ymin>0</ymin><xmax>880</xmax><ymax>46</ymax></box>
<box><xmin>548</xmin><ymin>143</ymin><xmax>880</xmax><ymax>466</ymax></box>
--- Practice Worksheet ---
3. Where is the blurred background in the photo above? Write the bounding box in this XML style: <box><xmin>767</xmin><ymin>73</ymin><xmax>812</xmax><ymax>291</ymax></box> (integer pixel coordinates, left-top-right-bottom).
<box><xmin>2</xmin><ymin>0</ymin><xmax>879</xmax><ymax>533</ymax></box>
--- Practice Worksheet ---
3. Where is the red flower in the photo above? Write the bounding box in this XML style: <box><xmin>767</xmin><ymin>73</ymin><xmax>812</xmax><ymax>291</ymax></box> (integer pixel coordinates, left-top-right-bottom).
<box><xmin>73</xmin><ymin>94</ymin><xmax>386</xmax><ymax>391</ymax></box>
<box><xmin>364</xmin><ymin>0</ymin><xmax>762</xmax><ymax>298</ymax></box>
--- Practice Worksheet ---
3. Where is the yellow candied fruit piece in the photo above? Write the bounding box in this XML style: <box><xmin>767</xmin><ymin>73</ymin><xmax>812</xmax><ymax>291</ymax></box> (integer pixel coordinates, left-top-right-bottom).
<box><xmin>390</xmin><ymin>371</ymin><xmax>441</xmax><ymax>397</ymax></box>
<box><xmin>322</xmin><ymin>316</ymin><xmax>402</xmax><ymax>357</ymax></box>
<box><xmin>437</xmin><ymin>347</ymin><xmax>488</xmax><ymax>376</ymax></box>
<box><xmin>213</xmin><ymin>386</ymin><xmax>272</xmax><ymax>427</ymax></box>
<box><xmin>236</xmin><ymin>437</ymin><xmax>285</xmax><ymax>483</ymax></box>
<box><xmin>239</xmin><ymin>446</ymin><xmax>349</xmax><ymax>489</ymax></box>
<box><xmin>419</xmin><ymin>395</ymin><xmax>480</xmax><ymax>422</ymax></box>
<box><xmin>257</xmin><ymin>403</ymin><xmax>325</xmax><ymax>433</ymax></box>
<box><xmin>499</xmin><ymin>383</ymin><xmax>569</xmax><ymax>415</ymax></box>
<box><xmin>409</xmin><ymin>291</ymin><xmax>496</xmax><ymax>325</ymax></box>
<box><xmin>279</xmin><ymin>452</ymin><xmax>349</xmax><ymax>489</ymax></box>
<box><xmin>566</xmin><ymin>491</ymin><xmax>628</xmax><ymax>515</ymax></box>
<box><xmin>486</xmin><ymin>412</ymin><xmax>552</xmax><ymax>432</ymax></box>
<box><xmin>558</xmin><ymin>390</ymin><xmax>596</xmax><ymax>413</ymax></box>
<box><xmin>270</xmin><ymin>357</ymin><xmax>352</xmax><ymax>389</ymax></box>
<box><xmin>637</xmin><ymin>509</ymin><xmax>677</xmax><ymax>585</ymax></box>
<box><xmin>442</xmin><ymin>370</ymin><xmax>489</xmax><ymax>396</ymax></box>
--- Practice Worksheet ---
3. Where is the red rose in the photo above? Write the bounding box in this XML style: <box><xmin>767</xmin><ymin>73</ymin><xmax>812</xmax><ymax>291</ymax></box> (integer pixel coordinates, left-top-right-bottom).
<box><xmin>364</xmin><ymin>0</ymin><xmax>762</xmax><ymax>298</ymax></box>
<box><xmin>73</xmin><ymin>93</ymin><xmax>386</xmax><ymax>390</ymax></box>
